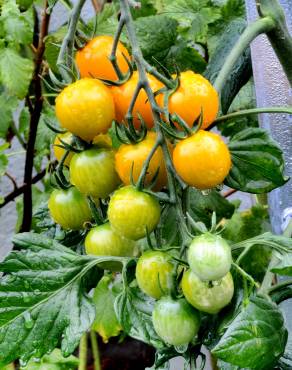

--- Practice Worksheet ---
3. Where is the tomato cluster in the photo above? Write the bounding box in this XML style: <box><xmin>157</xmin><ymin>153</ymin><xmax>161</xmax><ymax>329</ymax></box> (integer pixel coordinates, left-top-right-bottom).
<box><xmin>49</xmin><ymin>35</ymin><xmax>235</xmax><ymax>347</ymax></box>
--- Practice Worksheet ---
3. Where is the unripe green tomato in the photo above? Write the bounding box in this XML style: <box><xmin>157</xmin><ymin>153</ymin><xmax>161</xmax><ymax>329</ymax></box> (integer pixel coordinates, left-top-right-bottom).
<box><xmin>182</xmin><ymin>270</ymin><xmax>234</xmax><ymax>314</ymax></box>
<box><xmin>85</xmin><ymin>223</ymin><xmax>136</xmax><ymax>270</ymax></box>
<box><xmin>188</xmin><ymin>233</ymin><xmax>232</xmax><ymax>281</ymax></box>
<box><xmin>48</xmin><ymin>187</ymin><xmax>92</xmax><ymax>230</ymax></box>
<box><xmin>70</xmin><ymin>148</ymin><xmax>120</xmax><ymax>198</ymax></box>
<box><xmin>108</xmin><ymin>185</ymin><xmax>161</xmax><ymax>240</ymax></box>
<box><xmin>152</xmin><ymin>297</ymin><xmax>200</xmax><ymax>346</ymax></box>
<box><xmin>136</xmin><ymin>251</ymin><xmax>175</xmax><ymax>299</ymax></box>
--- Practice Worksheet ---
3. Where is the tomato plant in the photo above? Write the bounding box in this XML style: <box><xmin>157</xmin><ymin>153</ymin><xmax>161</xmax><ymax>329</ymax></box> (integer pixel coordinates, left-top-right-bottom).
<box><xmin>0</xmin><ymin>0</ymin><xmax>292</xmax><ymax>369</ymax></box>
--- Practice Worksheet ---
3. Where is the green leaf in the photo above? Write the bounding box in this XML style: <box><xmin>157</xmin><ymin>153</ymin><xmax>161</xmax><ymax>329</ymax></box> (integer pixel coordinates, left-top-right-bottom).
<box><xmin>188</xmin><ymin>188</ymin><xmax>235</xmax><ymax>227</ymax></box>
<box><xmin>212</xmin><ymin>295</ymin><xmax>288</xmax><ymax>369</ymax></box>
<box><xmin>0</xmin><ymin>232</ymin><xmax>100</xmax><ymax>366</ymax></box>
<box><xmin>0</xmin><ymin>47</ymin><xmax>34</xmax><ymax>99</ymax></box>
<box><xmin>131</xmin><ymin>0</ymin><xmax>156</xmax><ymax>19</ymax></box>
<box><xmin>20</xmin><ymin>349</ymin><xmax>79</xmax><ymax>370</ymax></box>
<box><xmin>226</xmin><ymin>128</ymin><xmax>288</xmax><ymax>193</ymax></box>
<box><xmin>164</xmin><ymin>40</ymin><xmax>207</xmax><ymax>74</ymax></box>
<box><xmin>220</xmin><ymin>0</ymin><xmax>245</xmax><ymax>22</ymax></box>
<box><xmin>92</xmin><ymin>276</ymin><xmax>122</xmax><ymax>343</ymax></box>
<box><xmin>0</xmin><ymin>92</ymin><xmax>19</xmax><ymax>139</ymax></box>
<box><xmin>0</xmin><ymin>0</ymin><xmax>34</xmax><ymax>45</ymax></box>
<box><xmin>271</xmin><ymin>253</ymin><xmax>292</xmax><ymax>276</ymax></box>
<box><xmin>0</xmin><ymin>141</ymin><xmax>9</xmax><ymax>177</ymax></box>
<box><xmin>135</xmin><ymin>15</ymin><xmax>178</xmax><ymax>62</ymax></box>
<box><xmin>44</xmin><ymin>27</ymin><xmax>67</xmax><ymax>74</ymax></box>
<box><xmin>87</xmin><ymin>4</ymin><xmax>120</xmax><ymax>38</ymax></box>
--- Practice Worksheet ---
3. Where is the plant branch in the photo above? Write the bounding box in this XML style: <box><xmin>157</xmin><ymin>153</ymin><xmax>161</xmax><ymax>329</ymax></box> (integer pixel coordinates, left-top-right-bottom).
<box><xmin>223</xmin><ymin>188</ymin><xmax>237</xmax><ymax>198</ymax></box>
<box><xmin>1</xmin><ymin>165</ymin><xmax>54</xmax><ymax>209</ymax></box>
<box><xmin>5</xmin><ymin>172</ymin><xmax>18</xmax><ymax>191</ymax></box>
<box><xmin>214</xmin><ymin>16</ymin><xmax>275</xmax><ymax>94</ymax></box>
<box><xmin>90</xmin><ymin>330</ymin><xmax>101</xmax><ymax>370</ymax></box>
<box><xmin>213</xmin><ymin>106</ymin><xmax>292</xmax><ymax>124</ymax></box>
<box><xmin>20</xmin><ymin>1</ymin><xmax>50</xmax><ymax>232</ymax></box>
<box><xmin>78</xmin><ymin>333</ymin><xmax>88</xmax><ymax>370</ymax></box>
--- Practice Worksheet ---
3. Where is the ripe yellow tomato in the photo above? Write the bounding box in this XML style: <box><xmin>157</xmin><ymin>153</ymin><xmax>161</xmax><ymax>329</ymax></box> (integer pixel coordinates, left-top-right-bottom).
<box><xmin>55</xmin><ymin>78</ymin><xmax>115</xmax><ymax>142</ymax></box>
<box><xmin>53</xmin><ymin>132</ymin><xmax>74</xmax><ymax>167</ymax></box>
<box><xmin>159</xmin><ymin>71</ymin><xmax>219</xmax><ymax>130</ymax></box>
<box><xmin>173</xmin><ymin>130</ymin><xmax>232</xmax><ymax>189</ymax></box>
<box><xmin>76</xmin><ymin>35</ymin><xmax>131</xmax><ymax>81</ymax></box>
<box><xmin>111</xmin><ymin>71</ymin><xmax>163</xmax><ymax>129</ymax></box>
<box><xmin>115</xmin><ymin>132</ymin><xmax>168</xmax><ymax>190</ymax></box>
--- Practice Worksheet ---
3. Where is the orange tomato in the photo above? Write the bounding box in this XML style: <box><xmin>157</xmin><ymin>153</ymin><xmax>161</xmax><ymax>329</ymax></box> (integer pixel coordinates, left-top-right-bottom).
<box><xmin>53</xmin><ymin>132</ymin><xmax>74</xmax><ymax>167</ymax></box>
<box><xmin>160</xmin><ymin>71</ymin><xmax>219</xmax><ymax>130</ymax></box>
<box><xmin>55</xmin><ymin>78</ymin><xmax>115</xmax><ymax>142</ymax></box>
<box><xmin>76</xmin><ymin>35</ymin><xmax>130</xmax><ymax>81</ymax></box>
<box><xmin>111</xmin><ymin>71</ymin><xmax>163</xmax><ymax>129</ymax></box>
<box><xmin>115</xmin><ymin>131</ymin><xmax>168</xmax><ymax>190</ymax></box>
<box><xmin>173</xmin><ymin>130</ymin><xmax>231</xmax><ymax>189</ymax></box>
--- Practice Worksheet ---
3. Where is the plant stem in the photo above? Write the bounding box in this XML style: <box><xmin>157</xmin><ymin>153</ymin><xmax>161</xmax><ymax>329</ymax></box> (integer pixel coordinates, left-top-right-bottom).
<box><xmin>213</xmin><ymin>106</ymin><xmax>292</xmax><ymax>124</ymax></box>
<box><xmin>223</xmin><ymin>188</ymin><xmax>237</xmax><ymax>198</ymax></box>
<box><xmin>214</xmin><ymin>16</ymin><xmax>275</xmax><ymax>94</ymax></box>
<box><xmin>267</xmin><ymin>279</ymin><xmax>292</xmax><ymax>294</ymax></box>
<box><xmin>232</xmin><ymin>262</ymin><xmax>260</xmax><ymax>288</ymax></box>
<box><xmin>90</xmin><ymin>330</ymin><xmax>101</xmax><ymax>370</ymax></box>
<box><xmin>258</xmin><ymin>0</ymin><xmax>292</xmax><ymax>86</ymax></box>
<box><xmin>78</xmin><ymin>333</ymin><xmax>88</xmax><ymax>370</ymax></box>
<box><xmin>20</xmin><ymin>1</ymin><xmax>50</xmax><ymax>232</ymax></box>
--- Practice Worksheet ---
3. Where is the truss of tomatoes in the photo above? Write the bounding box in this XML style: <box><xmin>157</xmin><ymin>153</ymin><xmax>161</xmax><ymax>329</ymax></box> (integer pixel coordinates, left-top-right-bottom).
<box><xmin>49</xmin><ymin>35</ymin><xmax>235</xmax><ymax>347</ymax></box>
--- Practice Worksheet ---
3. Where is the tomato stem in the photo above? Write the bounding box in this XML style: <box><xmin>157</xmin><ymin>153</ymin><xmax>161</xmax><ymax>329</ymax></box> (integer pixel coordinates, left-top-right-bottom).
<box><xmin>90</xmin><ymin>330</ymin><xmax>101</xmax><ymax>370</ymax></box>
<box><xmin>78</xmin><ymin>333</ymin><xmax>88</xmax><ymax>370</ymax></box>
<box><xmin>214</xmin><ymin>16</ymin><xmax>275</xmax><ymax>94</ymax></box>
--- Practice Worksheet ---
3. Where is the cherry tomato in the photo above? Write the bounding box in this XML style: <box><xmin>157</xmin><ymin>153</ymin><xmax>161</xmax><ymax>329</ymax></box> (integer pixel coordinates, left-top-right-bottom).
<box><xmin>115</xmin><ymin>132</ymin><xmax>168</xmax><ymax>190</ymax></box>
<box><xmin>85</xmin><ymin>223</ymin><xmax>136</xmax><ymax>270</ymax></box>
<box><xmin>76</xmin><ymin>35</ymin><xmax>131</xmax><ymax>81</ymax></box>
<box><xmin>53</xmin><ymin>132</ymin><xmax>75</xmax><ymax>167</ymax></box>
<box><xmin>111</xmin><ymin>71</ymin><xmax>163</xmax><ymax>129</ymax></box>
<box><xmin>159</xmin><ymin>70</ymin><xmax>219</xmax><ymax>130</ymax></box>
<box><xmin>70</xmin><ymin>148</ymin><xmax>120</xmax><ymax>199</ymax></box>
<box><xmin>48</xmin><ymin>186</ymin><xmax>91</xmax><ymax>230</ymax></box>
<box><xmin>187</xmin><ymin>233</ymin><xmax>232</xmax><ymax>281</ymax></box>
<box><xmin>173</xmin><ymin>130</ymin><xmax>232</xmax><ymax>189</ymax></box>
<box><xmin>136</xmin><ymin>251</ymin><xmax>175</xmax><ymax>299</ymax></box>
<box><xmin>55</xmin><ymin>78</ymin><xmax>115</xmax><ymax>142</ymax></box>
<box><xmin>152</xmin><ymin>297</ymin><xmax>200</xmax><ymax>346</ymax></box>
<box><xmin>108</xmin><ymin>185</ymin><xmax>161</xmax><ymax>240</ymax></box>
<box><xmin>182</xmin><ymin>270</ymin><xmax>234</xmax><ymax>314</ymax></box>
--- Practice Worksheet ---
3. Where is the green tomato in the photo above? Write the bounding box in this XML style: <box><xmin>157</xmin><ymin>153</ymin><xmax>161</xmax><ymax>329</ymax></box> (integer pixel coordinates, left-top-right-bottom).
<box><xmin>152</xmin><ymin>297</ymin><xmax>200</xmax><ymax>346</ymax></box>
<box><xmin>182</xmin><ymin>270</ymin><xmax>234</xmax><ymax>314</ymax></box>
<box><xmin>48</xmin><ymin>186</ymin><xmax>92</xmax><ymax>230</ymax></box>
<box><xmin>85</xmin><ymin>223</ymin><xmax>136</xmax><ymax>270</ymax></box>
<box><xmin>136</xmin><ymin>251</ymin><xmax>175</xmax><ymax>299</ymax></box>
<box><xmin>70</xmin><ymin>148</ymin><xmax>120</xmax><ymax>198</ymax></box>
<box><xmin>188</xmin><ymin>233</ymin><xmax>232</xmax><ymax>281</ymax></box>
<box><xmin>108</xmin><ymin>186</ymin><xmax>161</xmax><ymax>240</ymax></box>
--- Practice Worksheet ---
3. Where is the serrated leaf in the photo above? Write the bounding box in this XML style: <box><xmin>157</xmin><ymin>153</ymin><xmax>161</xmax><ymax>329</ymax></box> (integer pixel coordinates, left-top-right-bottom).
<box><xmin>271</xmin><ymin>252</ymin><xmax>292</xmax><ymax>276</ymax></box>
<box><xmin>20</xmin><ymin>349</ymin><xmax>79</xmax><ymax>370</ymax></box>
<box><xmin>0</xmin><ymin>93</ymin><xmax>19</xmax><ymax>138</ymax></box>
<box><xmin>220</xmin><ymin>0</ymin><xmax>245</xmax><ymax>22</ymax></box>
<box><xmin>0</xmin><ymin>232</ymin><xmax>126</xmax><ymax>366</ymax></box>
<box><xmin>212</xmin><ymin>295</ymin><xmax>288</xmax><ymax>369</ymax></box>
<box><xmin>0</xmin><ymin>47</ymin><xmax>34</xmax><ymax>98</ymax></box>
<box><xmin>226</xmin><ymin>128</ymin><xmax>288</xmax><ymax>193</ymax></box>
<box><xmin>92</xmin><ymin>276</ymin><xmax>122</xmax><ymax>343</ymax></box>
<box><xmin>135</xmin><ymin>15</ymin><xmax>178</xmax><ymax>62</ymax></box>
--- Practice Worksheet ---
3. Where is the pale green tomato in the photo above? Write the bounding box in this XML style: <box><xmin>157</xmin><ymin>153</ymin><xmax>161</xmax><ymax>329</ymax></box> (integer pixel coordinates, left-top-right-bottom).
<box><xmin>85</xmin><ymin>223</ymin><xmax>136</xmax><ymax>270</ymax></box>
<box><xmin>136</xmin><ymin>251</ymin><xmax>175</xmax><ymax>299</ymax></box>
<box><xmin>182</xmin><ymin>270</ymin><xmax>234</xmax><ymax>314</ymax></box>
<box><xmin>188</xmin><ymin>233</ymin><xmax>232</xmax><ymax>281</ymax></box>
<box><xmin>108</xmin><ymin>186</ymin><xmax>161</xmax><ymax>240</ymax></box>
<box><xmin>152</xmin><ymin>297</ymin><xmax>200</xmax><ymax>346</ymax></box>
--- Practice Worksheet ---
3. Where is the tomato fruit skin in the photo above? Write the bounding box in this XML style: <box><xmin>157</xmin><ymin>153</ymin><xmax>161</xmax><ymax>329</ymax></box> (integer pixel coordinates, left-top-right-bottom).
<box><xmin>182</xmin><ymin>270</ymin><xmax>234</xmax><ymax>314</ymax></box>
<box><xmin>152</xmin><ymin>297</ymin><xmax>200</xmax><ymax>346</ymax></box>
<box><xmin>111</xmin><ymin>71</ymin><xmax>163</xmax><ymax>129</ymax></box>
<box><xmin>115</xmin><ymin>132</ymin><xmax>168</xmax><ymax>191</ymax></box>
<box><xmin>48</xmin><ymin>186</ymin><xmax>92</xmax><ymax>230</ymax></box>
<box><xmin>55</xmin><ymin>78</ymin><xmax>115</xmax><ymax>142</ymax></box>
<box><xmin>136</xmin><ymin>251</ymin><xmax>174</xmax><ymax>299</ymax></box>
<box><xmin>85</xmin><ymin>223</ymin><xmax>136</xmax><ymax>270</ymax></box>
<box><xmin>160</xmin><ymin>70</ymin><xmax>219</xmax><ymax>129</ymax></box>
<box><xmin>108</xmin><ymin>185</ymin><xmax>161</xmax><ymax>240</ymax></box>
<box><xmin>70</xmin><ymin>148</ymin><xmax>120</xmax><ymax>198</ymax></box>
<box><xmin>187</xmin><ymin>233</ymin><xmax>232</xmax><ymax>281</ymax></box>
<box><xmin>76</xmin><ymin>35</ymin><xmax>130</xmax><ymax>81</ymax></box>
<box><xmin>173</xmin><ymin>130</ymin><xmax>232</xmax><ymax>189</ymax></box>
<box><xmin>53</xmin><ymin>132</ymin><xmax>75</xmax><ymax>167</ymax></box>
